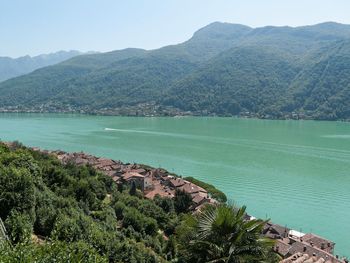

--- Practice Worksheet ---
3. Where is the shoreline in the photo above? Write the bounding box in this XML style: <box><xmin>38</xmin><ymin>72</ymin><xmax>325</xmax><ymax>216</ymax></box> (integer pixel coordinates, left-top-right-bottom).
<box><xmin>0</xmin><ymin>110</ymin><xmax>349</xmax><ymax>123</ymax></box>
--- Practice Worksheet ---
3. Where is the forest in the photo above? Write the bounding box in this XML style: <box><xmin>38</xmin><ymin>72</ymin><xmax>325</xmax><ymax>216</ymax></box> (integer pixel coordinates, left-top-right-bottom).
<box><xmin>0</xmin><ymin>22</ymin><xmax>350</xmax><ymax>120</ymax></box>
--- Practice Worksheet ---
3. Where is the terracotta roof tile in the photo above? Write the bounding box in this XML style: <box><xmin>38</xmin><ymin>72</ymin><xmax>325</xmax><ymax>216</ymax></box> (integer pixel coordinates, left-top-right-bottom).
<box><xmin>122</xmin><ymin>172</ymin><xmax>145</xmax><ymax>181</ymax></box>
<box><xmin>169</xmin><ymin>178</ymin><xmax>186</xmax><ymax>187</ymax></box>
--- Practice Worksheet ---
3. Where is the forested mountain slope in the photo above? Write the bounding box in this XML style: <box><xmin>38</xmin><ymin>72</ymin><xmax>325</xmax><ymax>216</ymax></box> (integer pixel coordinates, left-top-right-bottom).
<box><xmin>1</xmin><ymin>22</ymin><xmax>350</xmax><ymax>120</ymax></box>
<box><xmin>0</xmin><ymin>50</ymin><xmax>82</xmax><ymax>82</ymax></box>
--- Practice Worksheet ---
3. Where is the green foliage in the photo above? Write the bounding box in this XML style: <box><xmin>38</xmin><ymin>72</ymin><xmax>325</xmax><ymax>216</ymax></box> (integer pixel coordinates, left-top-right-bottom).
<box><xmin>154</xmin><ymin>195</ymin><xmax>175</xmax><ymax>213</ymax></box>
<box><xmin>4</xmin><ymin>211</ymin><xmax>32</xmax><ymax>244</ymax></box>
<box><xmin>1</xmin><ymin>23</ymin><xmax>350</xmax><ymax>120</ymax></box>
<box><xmin>0</xmin><ymin>163</ymin><xmax>36</xmax><ymax>220</ymax></box>
<box><xmin>177</xmin><ymin>204</ymin><xmax>278</xmax><ymax>263</ymax></box>
<box><xmin>174</xmin><ymin>189</ymin><xmax>193</xmax><ymax>214</ymax></box>
<box><xmin>185</xmin><ymin>176</ymin><xmax>227</xmax><ymax>202</ymax></box>
<box><xmin>0</xmin><ymin>241</ymin><xmax>108</xmax><ymax>263</ymax></box>
<box><xmin>129</xmin><ymin>181</ymin><xmax>137</xmax><ymax>196</ymax></box>
<box><xmin>123</xmin><ymin>207</ymin><xmax>158</xmax><ymax>235</ymax></box>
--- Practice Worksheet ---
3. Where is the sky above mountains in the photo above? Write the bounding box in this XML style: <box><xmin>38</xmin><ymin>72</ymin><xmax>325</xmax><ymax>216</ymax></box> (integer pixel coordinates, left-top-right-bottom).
<box><xmin>2</xmin><ymin>0</ymin><xmax>350</xmax><ymax>57</ymax></box>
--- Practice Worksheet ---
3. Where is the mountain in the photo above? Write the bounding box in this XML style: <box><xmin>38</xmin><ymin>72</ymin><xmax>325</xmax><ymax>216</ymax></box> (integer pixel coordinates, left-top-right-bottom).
<box><xmin>289</xmin><ymin>40</ymin><xmax>350</xmax><ymax>119</ymax></box>
<box><xmin>1</xmin><ymin>22</ymin><xmax>350</xmax><ymax>120</ymax></box>
<box><xmin>0</xmin><ymin>50</ymin><xmax>83</xmax><ymax>82</ymax></box>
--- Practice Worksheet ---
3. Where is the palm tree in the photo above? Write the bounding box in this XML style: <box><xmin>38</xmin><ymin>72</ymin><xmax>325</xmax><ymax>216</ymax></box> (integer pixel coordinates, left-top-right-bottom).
<box><xmin>182</xmin><ymin>204</ymin><xmax>278</xmax><ymax>263</ymax></box>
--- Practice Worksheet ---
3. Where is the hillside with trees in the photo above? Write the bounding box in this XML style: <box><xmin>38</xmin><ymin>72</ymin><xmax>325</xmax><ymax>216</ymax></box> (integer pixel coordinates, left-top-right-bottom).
<box><xmin>0</xmin><ymin>142</ymin><xmax>279</xmax><ymax>262</ymax></box>
<box><xmin>0</xmin><ymin>51</ymin><xmax>83</xmax><ymax>82</ymax></box>
<box><xmin>1</xmin><ymin>22</ymin><xmax>350</xmax><ymax>120</ymax></box>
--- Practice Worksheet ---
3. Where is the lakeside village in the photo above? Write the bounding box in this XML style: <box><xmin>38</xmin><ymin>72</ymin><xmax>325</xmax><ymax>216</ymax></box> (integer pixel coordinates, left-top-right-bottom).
<box><xmin>27</xmin><ymin>146</ymin><xmax>348</xmax><ymax>263</ymax></box>
<box><xmin>0</xmin><ymin>103</ymin><xmax>344</xmax><ymax>121</ymax></box>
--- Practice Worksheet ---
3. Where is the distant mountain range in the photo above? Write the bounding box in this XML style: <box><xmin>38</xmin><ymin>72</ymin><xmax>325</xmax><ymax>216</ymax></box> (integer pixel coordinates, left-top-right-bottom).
<box><xmin>0</xmin><ymin>22</ymin><xmax>350</xmax><ymax>120</ymax></box>
<box><xmin>0</xmin><ymin>50</ymin><xmax>84</xmax><ymax>82</ymax></box>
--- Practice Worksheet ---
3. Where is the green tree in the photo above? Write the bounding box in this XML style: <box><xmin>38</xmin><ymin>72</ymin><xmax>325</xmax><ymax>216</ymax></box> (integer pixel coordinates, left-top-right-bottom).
<box><xmin>174</xmin><ymin>189</ymin><xmax>193</xmax><ymax>214</ymax></box>
<box><xmin>180</xmin><ymin>204</ymin><xmax>278</xmax><ymax>263</ymax></box>
<box><xmin>0</xmin><ymin>166</ymin><xmax>36</xmax><ymax>220</ymax></box>
<box><xmin>129</xmin><ymin>181</ymin><xmax>137</xmax><ymax>196</ymax></box>
<box><xmin>4</xmin><ymin>211</ymin><xmax>33</xmax><ymax>244</ymax></box>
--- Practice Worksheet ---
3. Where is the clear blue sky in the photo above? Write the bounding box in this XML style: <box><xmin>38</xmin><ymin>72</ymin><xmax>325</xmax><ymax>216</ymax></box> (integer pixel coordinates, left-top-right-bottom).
<box><xmin>1</xmin><ymin>0</ymin><xmax>350</xmax><ymax>57</ymax></box>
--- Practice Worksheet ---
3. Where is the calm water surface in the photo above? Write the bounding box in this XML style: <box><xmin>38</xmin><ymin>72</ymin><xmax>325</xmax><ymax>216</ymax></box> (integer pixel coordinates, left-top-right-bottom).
<box><xmin>0</xmin><ymin>113</ymin><xmax>349</xmax><ymax>256</ymax></box>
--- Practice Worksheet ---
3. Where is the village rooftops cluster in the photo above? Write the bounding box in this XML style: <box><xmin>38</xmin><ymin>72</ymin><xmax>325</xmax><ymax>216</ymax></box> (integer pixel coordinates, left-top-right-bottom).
<box><xmin>42</xmin><ymin>150</ymin><xmax>217</xmax><ymax>210</ymax></box>
<box><xmin>281</xmin><ymin>252</ymin><xmax>349</xmax><ymax>263</ymax></box>
<box><xmin>262</xmin><ymin>223</ymin><xmax>348</xmax><ymax>263</ymax></box>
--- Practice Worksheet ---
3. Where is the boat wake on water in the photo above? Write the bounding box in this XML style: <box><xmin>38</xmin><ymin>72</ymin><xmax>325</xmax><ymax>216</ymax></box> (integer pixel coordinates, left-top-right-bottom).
<box><xmin>322</xmin><ymin>134</ymin><xmax>350</xmax><ymax>139</ymax></box>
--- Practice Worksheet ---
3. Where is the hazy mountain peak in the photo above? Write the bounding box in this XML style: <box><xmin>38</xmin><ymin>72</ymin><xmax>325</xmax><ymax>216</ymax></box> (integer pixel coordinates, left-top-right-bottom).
<box><xmin>0</xmin><ymin>50</ymin><xmax>85</xmax><ymax>82</ymax></box>
<box><xmin>191</xmin><ymin>22</ymin><xmax>252</xmax><ymax>40</ymax></box>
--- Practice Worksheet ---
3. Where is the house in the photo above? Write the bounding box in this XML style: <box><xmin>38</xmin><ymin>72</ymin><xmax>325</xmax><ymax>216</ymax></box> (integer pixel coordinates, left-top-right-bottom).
<box><xmin>274</xmin><ymin>239</ymin><xmax>292</xmax><ymax>258</ymax></box>
<box><xmin>121</xmin><ymin>172</ymin><xmax>146</xmax><ymax>191</ymax></box>
<box><xmin>169</xmin><ymin>178</ymin><xmax>186</xmax><ymax>188</ymax></box>
<box><xmin>191</xmin><ymin>194</ymin><xmax>207</xmax><ymax>206</ymax></box>
<box><xmin>263</xmin><ymin>223</ymin><xmax>290</xmax><ymax>239</ymax></box>
<box><xmin>94</xmin><ymin>158</ymin><xmax>116</xmax><ymax>170</ymax></box>
<box><xmin>144</xmin><ymin>175</ymin><xmax>153</xmax><ymax>190</ymax></box>
<box><xmin>266</xmin><ymin>222</ymin><xmax>344</xmax><ymax>263</ymax></box>
<box><xmin>178</xmin><ymin>182</ymin><xmax>207</xmax><ymax>196</ymax></box>
<box><xmin>281</xmin><ymin>252</ymin><xmax>348</xmax><ymax>263</ymax></box>
<box><xmin>287</xmin><ymin>238</ymin><xmax>340</xmax><ymax>262</ymax></box>
<box><xmin>301</xmin><ymin>233</ymin><xmax>335</xmax><ymax>254</ymax></box>
<box><xmin>128</xmin><ymin>168</ymin><xmax>147</xmax><ymax>175</ymax></box>
<box><xmin>274</xmin><ymin>235</ymin><xmax>343</xmax><ymax>263</ymax></box>
<box><xmin>144</xmin><ymin>184</ymin><xmax>175</xmax><ymax>199</ymax></box>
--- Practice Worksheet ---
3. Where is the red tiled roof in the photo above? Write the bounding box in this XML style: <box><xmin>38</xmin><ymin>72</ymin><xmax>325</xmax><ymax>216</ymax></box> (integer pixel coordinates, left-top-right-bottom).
<box><xmin>179</xmin><ymin>183</ymin><xmax>207</xmax><ymax>194</ymax></box>
<box><xmin>128</xmin><ymin>168</ymin><xmax>147</xmax><ymax>174</ymax></box>
<box><xmin>274</xmin><ymin>240</ymin><xmax>292</xmax><ymax>257</ymax></box>
<box><xmin>122</xmin><ymin>172</ymin><xmax>145</xmax><ymax>181</ymax></box>
<box><xmin>192</xmin><ymin>194</ymin><xmax>206</xmax><ymax>204</ymax></box>
<box><xmin>280</xmin><ymin>252</ymin><xmax>344</xmax><ymax>263</ymax></box>
<box><xmin>302</xmin><ymin>233</ymin><xmax>334</xmax><ymax>252</ymax></box>
<box><xmin>169</xmin><ymin>178</ymin><xmax>186</xmax><ymax>187</ymax></box>
<box><xmin>97</xmin><ymin>158</ymin><xmax>116</xmax><ymax>166</ymax></box>
<box><xmin>145</xmin><ymin>185</ymin><xmax>174</xmax><ymax>199</ymax></box>
<box><xmin>288</xmin><ymin>240</ymin><xmax>341</xmax><ymax>263</ymax></box>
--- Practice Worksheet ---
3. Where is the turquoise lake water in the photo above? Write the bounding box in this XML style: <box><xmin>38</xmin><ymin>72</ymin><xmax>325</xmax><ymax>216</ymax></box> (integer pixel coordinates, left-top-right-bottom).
<box><xmin>0</xmin><ymin>113</ymin><xmax>349</xmax><ymax>256</ymax></box>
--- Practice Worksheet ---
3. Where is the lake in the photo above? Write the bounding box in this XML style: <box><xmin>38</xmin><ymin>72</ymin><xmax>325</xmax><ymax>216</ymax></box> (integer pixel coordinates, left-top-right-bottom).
<box><xmin>0</xmin><ymin>113</ymin><xmax>349</xmax><ymax>256</ymax></box>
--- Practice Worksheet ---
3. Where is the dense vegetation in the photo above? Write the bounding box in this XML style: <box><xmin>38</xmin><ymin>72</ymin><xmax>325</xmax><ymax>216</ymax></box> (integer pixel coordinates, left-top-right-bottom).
<box><xmin>1</xmin><ymin>22</ymin><xmax>350</xmax><ymax>120</ymax></box>
<box><xmin>0</xmin><ymin>51</ymin><xmax>82</xmax><ymax>82</ymax></box>
<box><xmin>0</xmin><ymin>142</ymin><xmax>279</xmax><ymax>262</ymax></box>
